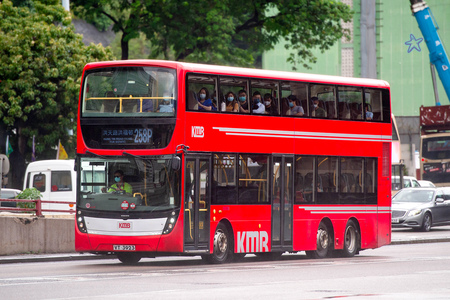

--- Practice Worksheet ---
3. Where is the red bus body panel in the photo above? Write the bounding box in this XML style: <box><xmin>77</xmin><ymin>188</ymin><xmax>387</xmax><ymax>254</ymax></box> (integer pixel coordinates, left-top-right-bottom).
<box><xmin>76</xmin><ymin>60</ymin><xmax>392</xmax><ymax>256</ymax></box>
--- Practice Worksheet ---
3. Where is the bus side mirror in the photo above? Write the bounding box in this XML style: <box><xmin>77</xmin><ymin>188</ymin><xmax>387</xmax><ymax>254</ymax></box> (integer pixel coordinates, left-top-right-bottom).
<box><xmin>172</xmin><ymin>156</ymin><xmax>181</xmax><ymax>171</ymax></box>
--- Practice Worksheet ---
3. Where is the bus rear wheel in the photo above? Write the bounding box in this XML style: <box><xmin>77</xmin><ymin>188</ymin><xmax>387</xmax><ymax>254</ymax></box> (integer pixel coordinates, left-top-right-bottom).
<box><xmin>305</xmin><ymin>222</ymin><xmax>332</xmax><ymax>259</ymax></box>
<box><xmin>117</xmin><ymin>253</ymin><xmax>141</xmax><ymax>265</ymax></box>
<box><xmin>204</xmin><ymin>223</ymin><xmax>233</xmax><ymax>264</ymax></box>
<box><xmin>342</xmin><ymin>220</ymin><xmax>359</xmax><ymax>257</ymax></box>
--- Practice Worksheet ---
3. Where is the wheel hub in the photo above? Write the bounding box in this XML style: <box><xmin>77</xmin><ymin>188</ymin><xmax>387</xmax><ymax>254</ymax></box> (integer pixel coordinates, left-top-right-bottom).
<box><xmin>318</xmin><ymin>228</ymin><xmax>329</xmax><ymax>249</ymax></box>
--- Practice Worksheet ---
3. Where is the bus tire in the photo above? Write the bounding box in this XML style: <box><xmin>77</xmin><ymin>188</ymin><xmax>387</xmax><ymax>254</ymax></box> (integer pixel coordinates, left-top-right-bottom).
<box><xmin>342</xmin><ymin>220</ymin><xmax>359</xmax><ymax>257</ymax></box>
<box><xmin>117</xmin><ymin>253</ymin><xmax>141</xmax><ymax>265</ymax></box>
<box><xmin>305</xmin><ymin>222</ymin><xmax>332</xmax><ymax>259</ymax></box>
<box><xmin>206</xmin><ymin>223</ymin><xmax>233</xmax><ymax>264</ymax></box>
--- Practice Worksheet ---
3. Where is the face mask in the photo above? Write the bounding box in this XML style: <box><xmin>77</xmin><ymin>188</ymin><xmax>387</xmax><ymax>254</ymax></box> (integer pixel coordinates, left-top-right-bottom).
<box><xmin>199</xmin><ymin>93</ymin><xmax>206</xmax><ymax>100</ymax></box>
<box><xmin>289</xmin><ymin>102</ymin><xmax>294</xmax><ymax>108</ymax></box>
<box><xmin>239</xmin><ymin>96</ymin><xmax>246</xmax><ymax>102</ymax></box>
<box><xmin>114</xmin><ymin>176</ymin><xmax>121</xmax><ymax>183</ymax></box>
<box><xmin>254</xmin><ymin>98</ymin><xmax>261</xmax><ymax>104</ymax></box>
<box><xmin>227</xmin><ymin>97</ymin><xmax>234</xmax><ymax>102</ymax></box>
<box><xmin>313</xmin><ymin>104</ymin><xmax>318</xmax><ymax>108</ymax></box>
<box><xmin>265</xmin><ymin>101</ymin><xmax>271</xmax><ymax>106</ymax></box>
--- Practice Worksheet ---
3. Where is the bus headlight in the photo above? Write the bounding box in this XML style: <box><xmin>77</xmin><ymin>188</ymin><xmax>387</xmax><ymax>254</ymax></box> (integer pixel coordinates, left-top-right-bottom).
<box><xmin>163</xmin><ymin>211</ymin><xmax>179</xmax><ymax>235</ymax></box>
<box><xmin>77</xmin><ymin>211</ymin><xmax>87</xmax><ymax>233</ymax></box>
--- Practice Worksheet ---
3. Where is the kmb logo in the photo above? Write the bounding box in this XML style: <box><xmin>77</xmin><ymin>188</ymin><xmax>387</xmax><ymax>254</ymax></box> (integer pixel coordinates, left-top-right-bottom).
<box><xmin>118</xmin><ymin>222</ymin><xmax>131</xmax><ymax>229</ymax></box>
<box><xmin>236</xmin><ymin>231</ymin><xmax>269</xmax><ymax>253</ymax></box>
<box><xmin>191</xmin><ymin>126</ymin><xmax>204</xmax><ymax>138</ymax></box>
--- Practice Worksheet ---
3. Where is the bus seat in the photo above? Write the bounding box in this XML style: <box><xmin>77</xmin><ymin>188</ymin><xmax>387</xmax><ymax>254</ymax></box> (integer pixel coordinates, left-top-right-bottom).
<box><xmin>304</xmin><ymin>172</ymin><xmax>313</xmax><ymax>191</ymax></box>
<box><xmin>188</xmin><ymin>91</ymin><xmax>198</xmax><ymax>110</ymax></box>
<box><xmin>295</xmin><ymin>173</ymin><xmax>304</xmax><ymax>190</ymax></box>
<box><xmin>300</xmin><ymin>99</ymin><xmax>308</xmax><ymax>112</ymax></box>
<box><xmin>350</xmin><ymin>102</ymin><xmax>362</xmax><ymax>120</ymax></box>
<box><xmin>122</xmin><ymin>98</ymin><xmax>139</xmax><ymax>113</ymax></box>
<box><xmin>325</xmin><ymin>101</ymin><xmax>336</xmax><ymax>118</ymax></box>
<box><xmin>373</xmin><ymin>112</ymin><xmax>381</xmax><ymax>121</ymax></box>
<box><xmin>343</xmin><ymin>173</ymin><xmax>356</xmax><ymax>192</ymax></box>
<box><xmin>102</xmin><ymin>92</ymin><xmax>119</xmax><ymax>113</ymax></box>
<box><xmin>340</xmin><ymin>174</ymin><xmax>349</xmax><ymax>192</ymax></box>
<box><xmin>338</xmin><ymin>102</ymin><xmax>350</xmax><ymax>119</ymax></box>
<box><xmin>123</xmin><ymin>175</ymin><xmax>142</xmax><ymax>194</ymax></box>
<box><xmin>319</xmin><ymin>173</ymin><xmax>329</xmax><ymax>192</ymax></box>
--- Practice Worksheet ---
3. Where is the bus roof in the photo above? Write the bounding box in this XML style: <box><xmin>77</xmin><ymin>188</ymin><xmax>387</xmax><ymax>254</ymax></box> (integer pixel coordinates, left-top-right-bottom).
<box><xmin>83</xmin><ymin>60</ymin><xmax>390</xmax><ymax>89</ymax></box>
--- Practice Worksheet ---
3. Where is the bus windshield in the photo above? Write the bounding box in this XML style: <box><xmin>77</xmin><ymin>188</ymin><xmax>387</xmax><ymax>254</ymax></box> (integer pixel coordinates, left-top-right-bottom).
<box><xmin>422</xmin><ymin>136</ymin><xmax>450</xmax><ymax>160</ymax></box>
<box><xmin>79</xmin><ymin>156</ymin><xmax>181</xmax><ymax>212</ymax></box>
<box><xmin>81</xmin><ymin>67</ymin><xmax>177</xmax><ymax>117</ymax></box>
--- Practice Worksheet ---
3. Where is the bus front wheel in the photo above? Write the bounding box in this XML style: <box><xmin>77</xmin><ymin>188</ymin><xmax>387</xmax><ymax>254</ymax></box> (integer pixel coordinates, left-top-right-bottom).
<box><xmin>204</xmin><ymin>223</ymin><xmax>233</xmax><ymax>264</ymax></box>
<box><xmin>306</xmin><ymin>222</ymin><xmax>332</xmax><ymax>259</ymax></box>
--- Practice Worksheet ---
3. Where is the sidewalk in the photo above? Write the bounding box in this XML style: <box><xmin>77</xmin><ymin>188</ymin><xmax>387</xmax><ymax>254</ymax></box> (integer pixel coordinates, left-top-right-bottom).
<box><xmin>390</xmin><ymin>226</ymin><xmax>450</xmax><ymax>245</ymax></box>
<box><xmin>2</xmin><ymin>227</ymin><xmax>450</xmax><ymax>264</ymax></box>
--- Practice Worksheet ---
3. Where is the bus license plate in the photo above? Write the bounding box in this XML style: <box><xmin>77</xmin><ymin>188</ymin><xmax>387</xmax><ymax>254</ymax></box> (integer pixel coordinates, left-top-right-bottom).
<box><xmin>392</xmin><ymin>218</ymin><xmax>399</xmax><ymax>224</ymax></box>
<box><xmin>113</xmin><ymin>245</ymin><xmax>136</xmax><ymax>251</ymax></box>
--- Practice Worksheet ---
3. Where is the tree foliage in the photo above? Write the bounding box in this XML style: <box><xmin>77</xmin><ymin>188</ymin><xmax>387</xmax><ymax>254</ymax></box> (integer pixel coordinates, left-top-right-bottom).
<box><xmin>71</xmin><ymin>0</ymin><xmax>144</xmax><ymax>60</ymax></box>
<box><xmin>0</xmin><ymin>0</ymin><xmax>113</xmax><ymax>187</ymax></box>
<box><xmin>72</xmin><ymin>0</ymin><xmax>353</xmax><ymax>68</ymax></box>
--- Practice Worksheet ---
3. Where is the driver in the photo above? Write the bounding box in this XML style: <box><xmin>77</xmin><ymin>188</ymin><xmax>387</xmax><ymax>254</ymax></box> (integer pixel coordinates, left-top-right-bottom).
<box><xmin>102</xmin><ymin>170</ymin><xmax>132</xmax><ymax>194</ymax></box>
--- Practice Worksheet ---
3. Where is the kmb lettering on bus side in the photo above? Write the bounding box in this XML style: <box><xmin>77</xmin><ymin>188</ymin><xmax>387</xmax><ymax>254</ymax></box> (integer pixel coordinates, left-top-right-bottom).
<box><xmin>237</xmin><ymin>231</ymin><xmax>269</xmax><ymax>253</ymax></box>
<box><xmin>191</xmin><ymin>126</ymin><xmax>204</xmax><ymax>138</ymax></box>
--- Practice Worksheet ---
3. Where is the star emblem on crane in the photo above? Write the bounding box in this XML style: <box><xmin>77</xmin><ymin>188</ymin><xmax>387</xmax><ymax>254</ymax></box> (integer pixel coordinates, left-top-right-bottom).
<box><xmin>405</xmin><ymin>34</ymin><xmax>424</xmax><ymax>53</ymax></box>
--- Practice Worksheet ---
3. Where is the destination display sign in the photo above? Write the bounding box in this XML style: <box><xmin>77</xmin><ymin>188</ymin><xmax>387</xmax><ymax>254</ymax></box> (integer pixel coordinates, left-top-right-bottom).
<box><xmin>101</xmin><ymin>128</ymin><xmax>152</xmax><ymax>145</ymax></box>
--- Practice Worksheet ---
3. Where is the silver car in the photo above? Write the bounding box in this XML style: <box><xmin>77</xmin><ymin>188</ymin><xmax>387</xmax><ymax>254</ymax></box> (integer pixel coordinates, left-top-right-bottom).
<box><xmin>392</xmin><ymin>187</ymin><xmax>450</xmax><ymax>232</ymax></box>
<box><xmin>0</xmin><ymin>188</ymin><xmax>21</xmax><ymax>208</ymax></box>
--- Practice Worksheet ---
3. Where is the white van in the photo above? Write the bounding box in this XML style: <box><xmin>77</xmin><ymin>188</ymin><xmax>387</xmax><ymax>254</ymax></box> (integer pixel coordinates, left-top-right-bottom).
<box><xmin>23</xmin><ymin>160</ymin><xmax>76</xmax><ymax>214</ymax></box>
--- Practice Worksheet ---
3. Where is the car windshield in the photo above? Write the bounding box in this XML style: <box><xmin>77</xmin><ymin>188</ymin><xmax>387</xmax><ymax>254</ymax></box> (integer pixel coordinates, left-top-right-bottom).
<box><xmin>81</xmin><ymin>66</ymin><xmax>177</xmax><ymax>117</ymax></box>
<box><xmin>393</xmin><ymin>189</ymin><xmax>435</xmax><ymax>203</ymax></box>
<box><xmin>78</xmin><ymin>156</ymin><xmax>180</xmax><ymax>212</ymax></box>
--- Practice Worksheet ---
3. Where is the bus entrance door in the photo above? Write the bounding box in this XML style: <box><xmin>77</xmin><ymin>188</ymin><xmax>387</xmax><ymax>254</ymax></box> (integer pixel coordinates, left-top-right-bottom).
<box><xmin>271</xmin><ymin>155</ymin><xmax>293</xmax><ymax>251</ymax></box>
<box><xmin>184</xmin><ymin>156</ymin><xmax>211</xmax><ymax>253</ymax></box>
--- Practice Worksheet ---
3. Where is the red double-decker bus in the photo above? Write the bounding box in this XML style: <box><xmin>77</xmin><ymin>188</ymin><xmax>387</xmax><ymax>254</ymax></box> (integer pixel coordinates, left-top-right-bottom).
<box><xmin>75</xmin><ymin>60</ymin><xmax>391</xmax><ymax>264</ymax></box>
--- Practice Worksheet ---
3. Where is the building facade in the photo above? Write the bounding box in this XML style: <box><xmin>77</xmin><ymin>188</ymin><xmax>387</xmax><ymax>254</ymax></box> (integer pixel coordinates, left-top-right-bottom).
<box><xmin>262</xmin><ymin>0</ymin><xmax>450</xmax><ymax>177</ymax></box>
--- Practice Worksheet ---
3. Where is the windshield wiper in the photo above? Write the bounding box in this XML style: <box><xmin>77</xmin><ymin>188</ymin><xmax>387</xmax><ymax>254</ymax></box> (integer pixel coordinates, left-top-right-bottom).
<box><xmin>86</xmin><ymin>150</ymin><xmax>108</xmax><ymax>159</ymax></box>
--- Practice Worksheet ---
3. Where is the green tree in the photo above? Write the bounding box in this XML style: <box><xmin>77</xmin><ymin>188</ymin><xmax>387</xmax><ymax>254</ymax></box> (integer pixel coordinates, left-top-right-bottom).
<box><xmin>72</xmin><ymin>0</ymin><xmax>352</xmax><ymax>68</ymax></box>
<box><xmin>71</xmin><ymin>0</ymin><xmax>145</xmax><ymax>60</ymax></box>
<box><xmin>0</xmin><ymin>0</ymin><xmax>114</xmax><ymax>188</ymax></box>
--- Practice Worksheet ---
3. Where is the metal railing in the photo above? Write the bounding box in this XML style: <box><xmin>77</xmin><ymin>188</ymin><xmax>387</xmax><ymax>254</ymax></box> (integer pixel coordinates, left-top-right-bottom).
<box><xmin>0</xmin><ymin>199</ymin><xmax>76</xmax><ymax>216</ymax></box>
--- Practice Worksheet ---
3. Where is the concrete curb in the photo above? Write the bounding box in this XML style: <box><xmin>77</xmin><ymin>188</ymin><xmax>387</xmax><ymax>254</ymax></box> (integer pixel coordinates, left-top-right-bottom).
<box><xmin>0</xmin><ymin>253</ymin><xmax>112</xmax><ymax>264</ymax></box>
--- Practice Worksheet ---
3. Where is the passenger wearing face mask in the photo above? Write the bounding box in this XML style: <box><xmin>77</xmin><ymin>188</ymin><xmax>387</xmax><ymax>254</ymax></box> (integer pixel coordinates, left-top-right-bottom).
<box><xmin>102</xmin><ymin>170</ymin><xmax>132</xmax><ymax>194</ymax></box>
<box><xmin>197</xmin><ymin>87</ymin><xmax>215</xmax><ymax>111</ymax></box>
<box><xmin>221</xmin><ymin>91</ymin><xmax>239</xmax><ymax>112</ymax></box>
<box><xmin>311</xmin><ymin>96</ymin><xmax>326</xmax><ymax>118</ymax></box>
<box><xmin>264</xmin><ymin>93</ymin><xmax>279</xmax><ymax>116</ymax></box>
<box><xmin>238</xmin><ymin>89</ymin><xmax>250</xmax><ymax>113</ymax></box>
<box><xmin>157</xmin><ymin>95</ymin><xmax>175</xmax><ymax>113</ymax></box>
<box><xmin>286</xmin><ymin>95</ymin><xmax>304</xmax><ymax>116</ymax></box>
<box><xmin>252</xmin><ymin>91</ymin><xmax>266</xmax><ymax>114</ymax></box>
